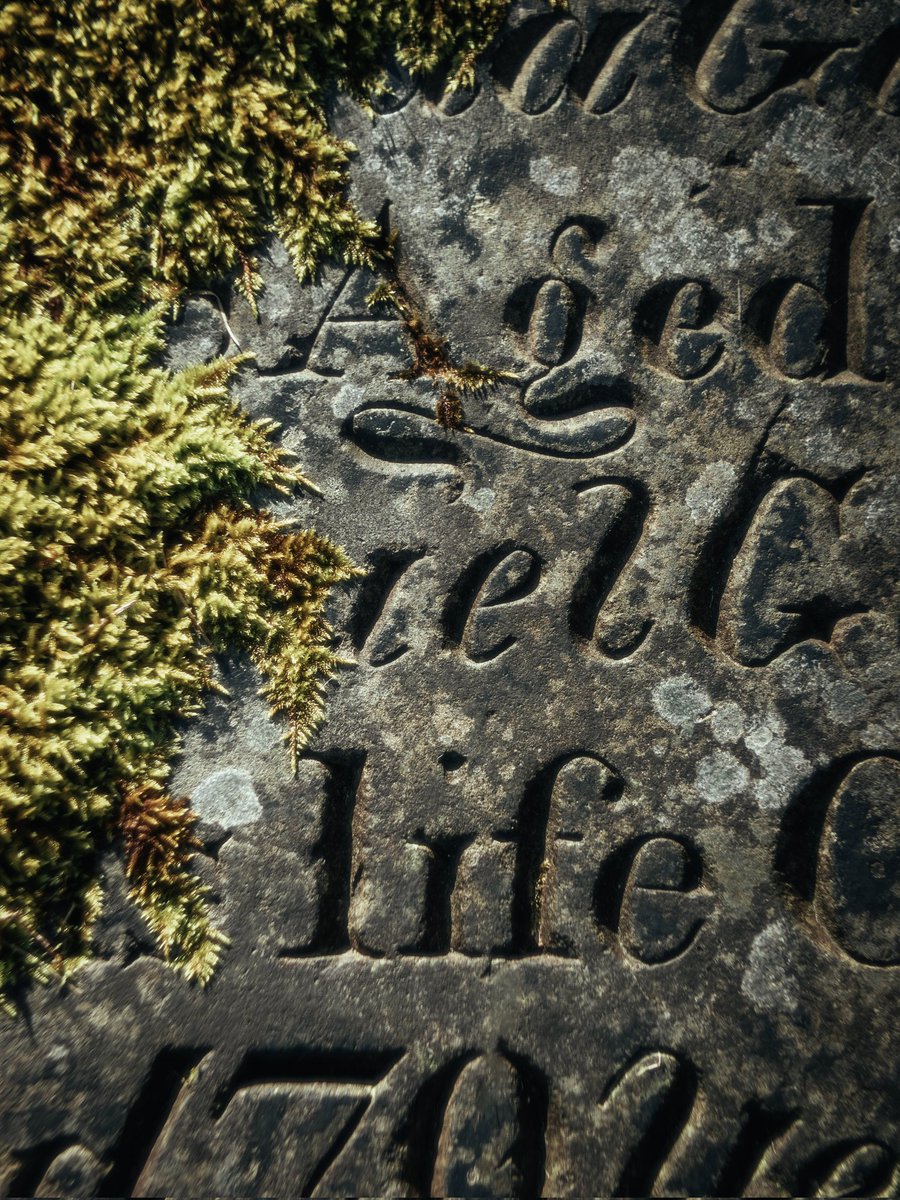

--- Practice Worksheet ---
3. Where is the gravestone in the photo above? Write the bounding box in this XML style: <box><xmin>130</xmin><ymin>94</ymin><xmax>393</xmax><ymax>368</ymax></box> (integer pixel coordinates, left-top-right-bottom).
<box><xmin>3</xmin><ymin>1</ymin><xmax>899</xmax><ymax>1195</ymax></box>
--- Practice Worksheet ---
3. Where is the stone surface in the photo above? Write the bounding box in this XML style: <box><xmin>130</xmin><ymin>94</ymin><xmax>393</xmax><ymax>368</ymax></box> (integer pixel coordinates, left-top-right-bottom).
<box><xmin>3</xmin><ymin>1</ymin><xmax>900</xmax><ymax>1195</ymax></box>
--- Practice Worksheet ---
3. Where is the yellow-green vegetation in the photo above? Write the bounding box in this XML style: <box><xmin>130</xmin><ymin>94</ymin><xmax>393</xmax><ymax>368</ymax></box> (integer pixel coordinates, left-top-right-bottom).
<box><xmin>1</xmin><ymin>306</ymin><xmax>357</xmax><ymax>993</ymax></box>
<box><xmin>0</xmin><ymin>0</ymin><xmax>509</xmax><ymax>1003</ymax></box>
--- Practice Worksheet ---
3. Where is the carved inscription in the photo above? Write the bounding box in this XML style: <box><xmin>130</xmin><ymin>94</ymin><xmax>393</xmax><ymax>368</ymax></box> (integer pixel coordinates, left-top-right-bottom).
<box><xmin>493</xmin><ymin>11</ymin><xmax>651</xmax><ymax>117</ymax></box>
<box><xmin>747</xmin><ymin>198</ymin><xmax>882</xmax><ymax>382</ymax></box>
<box><xmin>444</xmin><ymin>543</ymin><xmax>542</xmax><ymax>663</ymax></box>
<box><xmin>596</xmin><ymin>835</ymin><xmax>708</xmax><ymax>964</ymax></box>
<box><xmin>717</xmin><ymin>472</ymin><xmax>871</xmax><ymax>666</ymax></box>
<box><xmin>527</xmin><ymin>753</ymin><xmax>622</xmax><ymax>957</ymax></box>
<box><xmin>8</xmin><ymin>3</ymin><xmax>898</xmax><ymax>1192</ymax></box>
<box><xmin>682</xmin><ymin>0</ymin><xmax>857</xmax><ymax>114</ymax></box>
<box><xmin>349</xmin><ymin>549</ymin><xmax>430</xmax><ymax>667</ymax></box>
<box><xmin>432</xmin><ymin>1052</ymin><xmax>547</xmax><ymax>1198</ymax></box>
<box><xmin>778</xmin><ymin>754</ymin><xmax>900</xmax><ymax>966</ymax></box>
<box><xmin>273</xmin><ymin>750</ymin><xmax>725</xmax><ymax>967</ymax></box>
<box><xmin>13</xmin><ymin>1041</ymin><xmax>899</xmax><ymax>1198</ymax></box>
<box><xmin>569</xmin><ymin>479</ymin><xmax>652</xmax><ymax>658</ymax></box>
<box><xmin>637</xmin><ymin>279</ymin><xmax>725</xmax><ymax>380</ymax></box>
<box><xmin>282</xmin><ymin>5</ymin><xmax>899</xmax><ymax>124</ymax></box>
<box><xmin>97</xmin><ymin>1048</ymin><xmax>210</xmax><ymax>1198</ymax></box>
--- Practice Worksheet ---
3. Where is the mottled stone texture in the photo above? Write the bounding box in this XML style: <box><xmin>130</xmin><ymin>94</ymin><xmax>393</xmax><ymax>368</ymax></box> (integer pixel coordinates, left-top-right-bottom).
<box><xmin>3</xmin><ymin>1</ymin><xmax>899</xmax><ymax>1195</ymax></box>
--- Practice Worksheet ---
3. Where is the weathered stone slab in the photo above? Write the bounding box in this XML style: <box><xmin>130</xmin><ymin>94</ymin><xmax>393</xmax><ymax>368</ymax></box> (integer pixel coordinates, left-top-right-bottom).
<box><xmin>2</xmin><ymin>1</ymin><xmax>899</xmax><ymax>1195</ymax></box>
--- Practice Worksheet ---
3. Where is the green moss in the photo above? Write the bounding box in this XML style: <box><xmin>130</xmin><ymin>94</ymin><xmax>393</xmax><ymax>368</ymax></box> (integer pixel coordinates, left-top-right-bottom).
<box><xmin>0</xmin><ymin>0</ymin><xmax>509</xmax><ymax>1003</ymax></box>
<box><xmin>0</xmin><ymin>0</ymin><xmax>509</xmax><ymax>309</ymax></box>
<box><xmin>0</xmin><ymin>304</ymin><xmax>357</xmax><ymax>991</ymax></box>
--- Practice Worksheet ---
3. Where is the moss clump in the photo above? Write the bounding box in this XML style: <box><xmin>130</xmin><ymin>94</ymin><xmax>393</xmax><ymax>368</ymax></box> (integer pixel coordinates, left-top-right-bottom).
<box><xmin>0</xmin><ymin>0</ymin><xmax>509</xmax><ymax>309</ymax></box>
<box><xmin>0</xmin><ymin>305</ymin><xmax>356</xmax><ymax>990</ymax></box>
<box><xmin>0</xmin><ymin>0</ymin><xmax>509</xmax><ymax>1003</ymax></box>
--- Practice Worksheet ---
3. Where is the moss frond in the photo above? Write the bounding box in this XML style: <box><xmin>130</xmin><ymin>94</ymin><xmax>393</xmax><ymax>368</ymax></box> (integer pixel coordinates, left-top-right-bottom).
<box><xmin>369</xmin><ymin>272</ymin><xmax>509</xmax><ymax>427</ymax></box>
<box><xmin>120</xmin><ymin>785</ymin><xmax>226</xmax><ymax>984</ymax></box>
